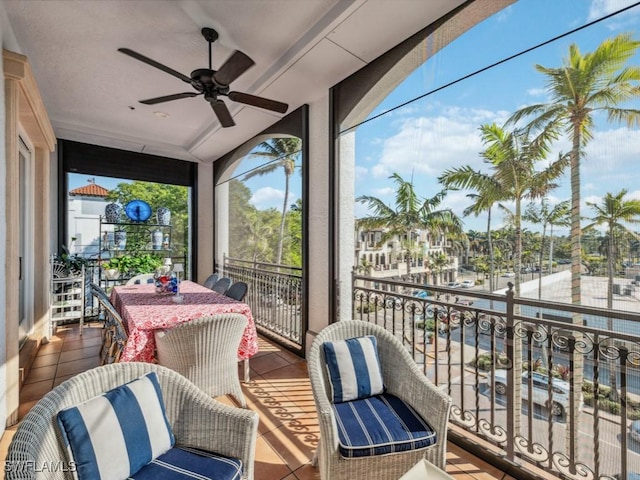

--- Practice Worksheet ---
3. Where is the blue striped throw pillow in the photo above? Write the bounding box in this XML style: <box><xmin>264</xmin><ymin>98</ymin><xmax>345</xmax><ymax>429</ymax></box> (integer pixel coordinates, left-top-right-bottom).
<box><xmin>56</xmin><ymin>372</ymin><xmax>175</xmax><ymax>480</ymax></box>
<box><xmin>322</xmin><ymin>335</ymin><xmax>384</xmax><ymax>403</ymax></box>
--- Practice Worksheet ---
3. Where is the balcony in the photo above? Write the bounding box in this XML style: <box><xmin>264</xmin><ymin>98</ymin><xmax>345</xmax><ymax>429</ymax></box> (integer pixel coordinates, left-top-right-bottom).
<box><xmin>0</xmin><ymin>323</ymin><xmax>510</xmax><ymax>480</ymax></box>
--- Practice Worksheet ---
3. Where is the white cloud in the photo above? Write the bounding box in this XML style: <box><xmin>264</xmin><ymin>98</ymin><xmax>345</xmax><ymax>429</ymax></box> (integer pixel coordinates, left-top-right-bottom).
<box><xmin>627</xmin><ymin>189</ymin><xmax>640</xmax><ymax>200</ymax></box>
<box><xmin>587</xmin><ymin>0</ymin><xmax>638</xmax><ymax>21</ymax></box>
<box><xmin>371</xmin><ymin>107</ymin><xmax>511</xmax><ymax>179</ymax></box>
<box><xmin>250</xmin><ymin>187</ymin><xmax>296</xmax><ymax>211</ymax></box>
<box><xmin>526</xmin><ymin>87</ymin><xmax>546</xmax><ymax>97</ymax></box>
<box><xmin>355</xmin><ymin>166</ymin><xmax>368</xmax><ymax>182</ymax></box>
<box><xmin>372</xmin><ymin>187</ymin><xmax>395</xmax><ymax>196</ymax></box>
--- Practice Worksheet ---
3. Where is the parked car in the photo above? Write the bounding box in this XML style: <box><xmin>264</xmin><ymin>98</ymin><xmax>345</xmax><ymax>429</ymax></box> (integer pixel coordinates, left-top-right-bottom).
<box><xmin>460</xmin><ymin>280</ymin><xmax>475</xmax><ymax>288</ymax></box>
<box><xmin>493</xmin><ymin>370</ymin><xmax>579</xmax><ymax>417</ymax></box>
<box><xmin>501</xmin><ymin>271</ymin><xmax>515</xmax><ymax>277</ymax></box>
<box><xmin>630</xmin><ymin>419</ymin><xmax>640</xmax><ymax>443</ymax></box>
<box><xmin>446</xmin><ymin>281</ymin><xmax>461</xmax><ymax>288</ymax></box>
<box><xmin>412</xmin><ymin>289</ymin><xmax>432</xmax><ymax>298</ymax></box>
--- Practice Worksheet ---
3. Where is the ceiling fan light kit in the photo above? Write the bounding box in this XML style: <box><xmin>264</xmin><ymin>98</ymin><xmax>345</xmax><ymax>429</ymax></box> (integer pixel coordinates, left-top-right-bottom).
<box><xmin>118</xmin><ymin>27</ymin><xmax>288</xmax><ymax>127</ymax></box>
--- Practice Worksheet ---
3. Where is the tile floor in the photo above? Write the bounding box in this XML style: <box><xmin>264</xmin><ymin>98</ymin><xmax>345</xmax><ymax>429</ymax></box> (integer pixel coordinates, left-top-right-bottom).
<box><xmin>0</xmin><ymin>322</ymin><xmax>515</xmax><ymax>480</ymax></box>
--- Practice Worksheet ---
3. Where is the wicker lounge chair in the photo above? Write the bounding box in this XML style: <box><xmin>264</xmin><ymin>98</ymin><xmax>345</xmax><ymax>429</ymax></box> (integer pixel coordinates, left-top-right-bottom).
<box><xmin>5</xmin><ymin>363</ymin><xmax>259</xmax><ymax>480</ymax></box>
<box><xmin>308</xmin><ymin>320</ymin><xmax>452</xmax><ymax>479</ymax></box>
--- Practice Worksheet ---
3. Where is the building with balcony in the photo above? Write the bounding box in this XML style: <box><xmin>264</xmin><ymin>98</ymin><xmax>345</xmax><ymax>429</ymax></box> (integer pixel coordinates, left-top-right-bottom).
<box><xmin>355</xmin><ymin>226</ymin><xmax>458</xmax><ymax>285</ymax></box>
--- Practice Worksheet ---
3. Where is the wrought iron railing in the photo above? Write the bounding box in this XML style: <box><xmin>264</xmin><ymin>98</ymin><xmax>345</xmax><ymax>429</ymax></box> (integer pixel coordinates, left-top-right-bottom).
<box><xmin>223</xmin><ymin>256</ymin><xmax>304</xmax><ymax>354</ymax></box>
<box><xmin>353</xmin><ymin>272</ymin><xmax>640</xmax><ymax>480</ymax></box>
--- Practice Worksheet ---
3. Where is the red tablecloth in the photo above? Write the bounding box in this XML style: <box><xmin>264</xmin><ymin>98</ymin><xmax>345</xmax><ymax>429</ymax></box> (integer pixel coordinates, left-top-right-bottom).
<box><xmin>111</xmin><ymin>280</ymin><xmax>258</xmax><ymax>363</ymax></box>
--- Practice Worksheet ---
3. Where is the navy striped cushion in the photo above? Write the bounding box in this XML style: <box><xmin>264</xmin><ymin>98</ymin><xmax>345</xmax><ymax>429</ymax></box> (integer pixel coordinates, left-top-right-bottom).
<box><xmin>322</xmin><ymin>335</ymin><xmax>384</xmax><ymax>403</ymax></box>
<box><xmin>332</xmin><ymin>393</ymin><xmax>436</xmax><ymax>458</ymax></box>
<box><xmin>56</xmin><ymin>372</ymin><xmax>175</xmax><ymax>480</ymax></box>
<box><xmin>130</xmin><ymin>447</ymin><xmax>243</xmax><ymax>480</ymax></box>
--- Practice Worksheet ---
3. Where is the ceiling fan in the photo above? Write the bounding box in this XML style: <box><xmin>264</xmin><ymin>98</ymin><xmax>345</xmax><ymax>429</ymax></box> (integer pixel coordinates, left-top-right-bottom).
<box><xmin>118</xmin><ymin>27</ymin><xmax>288</xmax><ymax>127</ymax></box>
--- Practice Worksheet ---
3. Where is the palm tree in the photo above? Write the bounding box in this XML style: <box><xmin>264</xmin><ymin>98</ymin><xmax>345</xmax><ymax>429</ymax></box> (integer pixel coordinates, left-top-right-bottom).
<box><xmin>430</xmin><ymin>252</ymin><xmax>450</xmax><ymax>285</ymax></box>
<box><xmin>440</xmin><ymin>123</ymin><xmax>568</xmax><ymax>297</ymax></box>
<box><xmin>585</xmin><ymin>190</ymin><xmax>640</xmax><ymax>309</ymax></box>
<box><xmin>508</xmin><ymin>33</ymin><xmax>640</xmax><ymax>312</ymax></box>
<box><xmin>585</xmin><ymin>190</ymin><xmax>640</xmax><ymax>403</ymax></box>
<box><xmin>357</xmin><ymin>173</ymin><xmax>463</xmax><ymax>278</ymax></box>
<box><xmin>523</xmin><ymin>198</ymin><xmax>570</xmax><ymax>299</ymax></box>
<box><xmin>245</xmin><ymin>137</ymin><xmax>302</xmax><ymax>265</ymax></box>
<box><xmin>462</xmin><ymin>194</ymin><xmax>497</xmax><ymax>291</ymax></box>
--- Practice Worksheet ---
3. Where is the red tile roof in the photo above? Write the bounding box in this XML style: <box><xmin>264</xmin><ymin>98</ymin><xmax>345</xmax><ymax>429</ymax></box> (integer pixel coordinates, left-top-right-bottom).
<box><xmin>69</xmin><ymin>183</ymin><xmax>110</xmax><ymax>197</ymax></box>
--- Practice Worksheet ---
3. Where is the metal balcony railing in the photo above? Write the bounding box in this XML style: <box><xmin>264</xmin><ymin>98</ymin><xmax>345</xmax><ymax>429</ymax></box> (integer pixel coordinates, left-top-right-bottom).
<box><xmin>224</xmin><ymin>256</ymin><xmax>304</xmax><ymax>354</ymax></box>
<box><xmin>352</xmin><ymin>272</ymin><xmax>640</xmax><ymax>480</ymax></box>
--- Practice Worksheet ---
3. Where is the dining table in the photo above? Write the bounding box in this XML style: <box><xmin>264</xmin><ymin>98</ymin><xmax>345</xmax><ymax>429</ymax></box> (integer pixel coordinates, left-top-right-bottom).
<box><xmin>110</xmin><ymin>280</ymin><xmax>259</xmax><ymax>380</ymax></box>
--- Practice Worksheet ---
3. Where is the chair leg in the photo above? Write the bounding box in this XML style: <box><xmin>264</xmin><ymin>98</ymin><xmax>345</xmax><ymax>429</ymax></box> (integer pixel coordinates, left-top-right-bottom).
<box><xmin>243</xmin><ymin>359</ymin><xmax>250</xmax><ymax>383</ymax></box>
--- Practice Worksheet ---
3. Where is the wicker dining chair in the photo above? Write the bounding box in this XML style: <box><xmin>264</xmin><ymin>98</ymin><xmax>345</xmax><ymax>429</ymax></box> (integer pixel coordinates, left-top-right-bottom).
<box><xmin>308</xmin><ymin>320</ymin><xmax>452</xmax><ymax>480</ymax></box>
<box><xmin>211</xmin><ymin>277</ymin><xmax>232</xmax><ymax>294</ymax></box>
<box><xmin>155</xmin><ymin>313</ymin><xmax>248</xmax><ymax>407</ymax></box>
<box><xmin>203</xmin><ymin>273</ymin><xmax>219</xmax><ymax>289</ymax></box>
<box><xmin>89</xmin><ymin>283</ymin><xmax>128</xmax><ymax>364</ymax></box>
<box><xmin>225</xmin><ymin>281</ymin><xmax>248</xmax><ymax>301</ymax></box>
<box><xmin>5</xmin><ymin>363</ymin><xmax>259</xmax><ymax>480</ymax></box>
<box><xmin>125</xmin><ymin>273</ymin><xmax>156</xmax><ymax>285</ymax></box>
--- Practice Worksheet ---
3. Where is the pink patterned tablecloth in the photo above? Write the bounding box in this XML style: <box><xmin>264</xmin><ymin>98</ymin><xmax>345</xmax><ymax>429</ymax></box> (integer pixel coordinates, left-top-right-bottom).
<box><xmin>111</xmin><ymin>280</ymin><xmax>258</xmax><ymax>363</ymax></box>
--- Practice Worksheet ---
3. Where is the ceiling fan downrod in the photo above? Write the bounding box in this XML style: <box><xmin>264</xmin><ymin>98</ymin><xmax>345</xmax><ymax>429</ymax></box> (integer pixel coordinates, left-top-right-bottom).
<box><xmin>201</xmin><ymin>27</ymin><xmax>219</xmax><ymax>70</ymax></box>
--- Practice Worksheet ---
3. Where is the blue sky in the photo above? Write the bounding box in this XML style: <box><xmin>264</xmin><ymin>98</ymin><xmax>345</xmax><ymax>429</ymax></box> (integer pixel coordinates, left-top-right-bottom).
<box><xmin>69</xmin><ymin>173</ymin><xmax>126</xmax><ymax>191</ymax></box>
<box><xmin>353</xmin><ymin>0</ymin><xmax>640</xmax><ymax>235</ymax></box>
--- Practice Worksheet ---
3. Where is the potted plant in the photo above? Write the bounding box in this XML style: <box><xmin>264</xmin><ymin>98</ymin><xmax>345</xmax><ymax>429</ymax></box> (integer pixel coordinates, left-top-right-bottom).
<box><xmin>101</xmin><ymin>258</ymin><xmax>122</xmax><ymax>280</ymax></box>
<box><xmin>55</xmin><ymin>252</ymin><xmax>87</xmax><ymax>275</ymax></box>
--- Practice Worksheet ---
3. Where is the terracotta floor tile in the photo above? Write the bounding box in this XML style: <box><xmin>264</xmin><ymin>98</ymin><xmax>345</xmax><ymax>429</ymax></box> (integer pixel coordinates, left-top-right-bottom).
<box><xmin>253</xmin><ymin>435</ymin><xmax>292</xmax><ymax>480</ymax></box>
<box><xmin>19</xmin><ymin>379</ymin><xmax>54</xmax><ymax>402</ymax></box>
<box><xmin>55</xmin><ymin>356</ymin><xmax>100</xmax><ymax>377</ymax></box>
<box><xmin>289</xmin><ymin>463</ymin><xmax>321</xmax><ymax>480</ymax></box>
<box><xmin>18</xmin><ymin>400</ymin><xmax>38</xmax><ymax>420</ymax></box>
<box><xmin>62</xmin><ymin>336</ymin><xmax>103</xmax><ymax>352</ymax></box>
<box><xmin>275</xmin><ymin>348</ymin><xmax>305</xmax><ymax>365</ymax></box>
<box><xmin>0</xmin><ymin>425</ymin><xmax>18</xmax><ymax>460</ymax></box>
<box><xmin>58</xmin><ymin>344</ymin><xmax>101</xmax><ymax>363</ymax></box>
<box><xmin>31</xmin><ymin>353</ymin><xmax>60</xmax><ymax>368</ymax></box>
<box><xmin>36</xmin><ymin>341</ymin><xmax>64</xmax><ymax>355</ymax></box>
<box><xmin>23</xmin><ymin>365</ymin><xmax>57</xmax><ymax>384</ymax></box>
<box><xmin>262</xmin><ymin>412</ymin><xmax>319</xmax><ymax>471</ymax></box>
<box><xmin>250</xmin><ymin>353</ymin><xmax>292</xmax><ymax>375</ymax></box>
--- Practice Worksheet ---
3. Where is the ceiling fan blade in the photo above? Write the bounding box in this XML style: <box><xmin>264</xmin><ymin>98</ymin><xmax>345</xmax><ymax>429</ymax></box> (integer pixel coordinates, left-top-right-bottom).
<box><xmin>139</xmin><ymin>92</ymin><xmax>199</xmax><ymax>105</ymax></box>
<box><xmin>118</xmin><ymin>48</ymin><xmax>192</xmax><ymax>84</ymax></box>
<box><xmin>213</xmin><ymin>51</ymin><xmax>255</xmax><ymax>86</ymax></box>
<box><xmin>227</xmin><ymin>91</ymin><xmax>288</xmax><ymax>114</ymax></box>
<box><xmin>211</xmin><ymin>99</ymin><xmax>235</xmax><ymax>127</ymax></box>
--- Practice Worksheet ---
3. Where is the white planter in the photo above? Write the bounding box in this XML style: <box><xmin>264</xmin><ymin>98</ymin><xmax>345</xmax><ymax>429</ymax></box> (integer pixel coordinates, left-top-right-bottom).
<box><xmin>104</xmin><ymin>268</ymin><xmax>120</xmax><ymax>280</ymax></box>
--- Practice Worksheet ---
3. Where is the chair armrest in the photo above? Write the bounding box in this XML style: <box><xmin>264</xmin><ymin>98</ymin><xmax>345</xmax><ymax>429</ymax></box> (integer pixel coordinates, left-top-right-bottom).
<box><xmin>171</xmin><ymin>398</ymin><xmax>258</xmax><ymax>459</ymax></box>
<box><xmin>393</xmin><ymin>365</ymin><xmax>451</xmax><ymax>436</ymax></box>
<box><xmin>158</xmin><ymin>372</ymin><xmax>258</xmax><ymax>480</ymax></box>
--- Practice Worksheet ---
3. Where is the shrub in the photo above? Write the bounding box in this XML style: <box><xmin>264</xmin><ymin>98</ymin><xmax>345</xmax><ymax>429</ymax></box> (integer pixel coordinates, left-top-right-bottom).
<box><xmin>583</xmin><ymin>392</ymin><xmax>595</xmax><ymax>407</ymax></box>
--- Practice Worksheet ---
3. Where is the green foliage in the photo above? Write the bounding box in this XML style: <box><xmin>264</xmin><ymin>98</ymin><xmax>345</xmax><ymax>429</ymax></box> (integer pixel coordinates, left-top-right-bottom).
<box><xmin>472</xmin><ymin>353</ymin><xmax>509</xmax><ymax>371</ymax></box>
<box><xmin>102</xmin><ymin>254</ymin><xmax>163</xmax><ymax>275</ymax></box>
<box><xmin>55</xmin><ymin>253</ymin><xmax>87</xmax><ymax>273</ymax></box>
<box><xmin>106</xmin><ymin>181</ymin><xmax>189</xmax><ymax>262</ymax></box>
<box><xmin>355</xmin><ymin>302</ymin><xmax>378</xmax><ymax>313</ymax></box>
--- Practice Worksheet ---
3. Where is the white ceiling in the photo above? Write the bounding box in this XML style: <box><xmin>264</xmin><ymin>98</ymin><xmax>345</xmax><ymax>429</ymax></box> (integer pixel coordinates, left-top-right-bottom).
<box><xmin>2</xmin><ymin>0</ymin><xmax>465</xmax><ymax>163</ymax></box>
